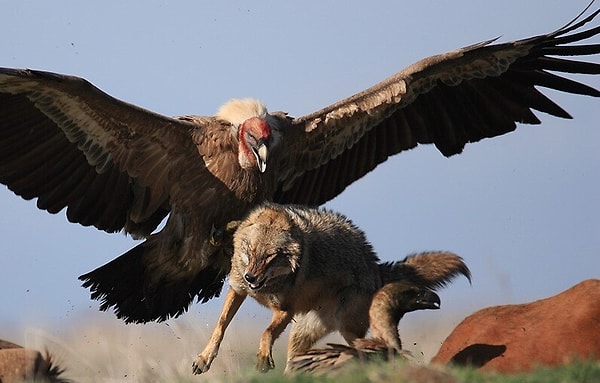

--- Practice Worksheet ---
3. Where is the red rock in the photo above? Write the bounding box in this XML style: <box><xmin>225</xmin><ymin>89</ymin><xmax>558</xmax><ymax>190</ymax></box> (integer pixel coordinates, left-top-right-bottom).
<box><xmin>431</xmin><ymin>279</ymin><xmax>600</xmax><ymax>373</ymax></box>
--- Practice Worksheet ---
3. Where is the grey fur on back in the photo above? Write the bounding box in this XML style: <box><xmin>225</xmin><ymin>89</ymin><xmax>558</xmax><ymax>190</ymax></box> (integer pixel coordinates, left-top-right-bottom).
<box><xmin>273</xmin><ymin>203</ymin><xmax>382</xmax><ymax>289</ymax></box>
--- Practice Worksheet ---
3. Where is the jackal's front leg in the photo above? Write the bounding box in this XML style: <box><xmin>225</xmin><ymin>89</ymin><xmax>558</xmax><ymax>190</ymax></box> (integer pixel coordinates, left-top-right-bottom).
<box><xmin>256</xmin><ymin>309</ymin><xmax>293</xmax><ymax>372</ymax></box>
<box><xmin>192</xmin><ymin>289</ymin><xmax>246</xmax><ymax>374</ymax></box>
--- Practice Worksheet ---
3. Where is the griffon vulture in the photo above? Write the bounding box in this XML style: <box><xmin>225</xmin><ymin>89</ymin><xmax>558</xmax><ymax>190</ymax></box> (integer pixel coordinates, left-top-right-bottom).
<box><xmin>1</xmin><ymin>8</ymin><xmax>599</xmax><ymax>323</ymax></box>
<box><xmin>286</xmin><ymin>282</ymin><xmax>441</xmax><ymax>375</ymax></box>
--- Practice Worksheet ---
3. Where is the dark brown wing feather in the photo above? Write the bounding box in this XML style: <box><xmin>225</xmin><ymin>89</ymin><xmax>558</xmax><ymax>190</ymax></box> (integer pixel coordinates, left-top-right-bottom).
<box><xmin>274</xmin><ymin>9</ymin><xmax>600</xmax><ymax>205</ymax></box>
<box><xmin>0</xmin><ymin>69</ymin><xmax>247</xmax><ymax>322</ymax></box>
<box><xmin>0</xmin><ymin>68</ymin><xmax>203</xmax><ymax>237</ymax></box>
<box><xmin>287</xmin><ymin>344</ymin><xmax>359</xmax><ymax>375</ymax></box>
<box><xmin>287</xmin><ymin>340</ymin><xmax>409</xmax><ymax>375</ymax></box>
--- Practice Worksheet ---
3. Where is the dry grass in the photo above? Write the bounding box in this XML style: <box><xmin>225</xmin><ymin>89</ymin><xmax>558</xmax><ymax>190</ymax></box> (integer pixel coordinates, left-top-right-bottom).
<box><xmin>12</xmin><ymin>308</ymin><xmax>600</xmax><ymax>383</ymax></box>
<box><xmin>13</xmin><ymin>303</ymin><xmax>465</xmax><ymax>383</ymax></box>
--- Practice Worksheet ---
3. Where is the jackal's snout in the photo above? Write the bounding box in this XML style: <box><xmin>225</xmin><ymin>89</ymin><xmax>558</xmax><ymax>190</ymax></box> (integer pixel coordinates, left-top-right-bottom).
<box><xmin>244</xmin><ymin>271</ymin><xmax>266</xmax><ymax>290</ymax></box>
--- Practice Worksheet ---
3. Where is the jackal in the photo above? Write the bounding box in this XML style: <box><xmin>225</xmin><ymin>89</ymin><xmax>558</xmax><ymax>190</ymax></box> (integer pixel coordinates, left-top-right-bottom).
<box><xmin>192</xmin><ymin>203</ymin><xmax>470</xmax><ymax>374</ymax></box>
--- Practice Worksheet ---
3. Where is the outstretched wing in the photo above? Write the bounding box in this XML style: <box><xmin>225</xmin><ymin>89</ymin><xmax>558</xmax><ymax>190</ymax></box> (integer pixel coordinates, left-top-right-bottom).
<box><xmin>0</xmin><ymin>68</ymin><xmax>206</xmax><ymax>238</ymax></box>
<box><xmin>275</xmin><ymin>8</ymin><xmax>600</xmax><ymax>205</ymax></box>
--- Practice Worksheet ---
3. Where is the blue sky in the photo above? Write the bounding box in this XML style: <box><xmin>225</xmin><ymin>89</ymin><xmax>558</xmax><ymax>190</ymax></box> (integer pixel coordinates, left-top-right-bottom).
<box><xmin>1</xmin><ymin>0</ymin><xmax>599</xmax><ymax>346</ymax></box>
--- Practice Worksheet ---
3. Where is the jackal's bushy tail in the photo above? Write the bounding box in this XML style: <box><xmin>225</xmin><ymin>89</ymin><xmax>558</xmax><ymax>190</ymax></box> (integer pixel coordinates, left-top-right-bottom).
<box><xmin>379</xmin><ymin>251</ymin><xmax>471</xmax><ymax>289</ymax></box>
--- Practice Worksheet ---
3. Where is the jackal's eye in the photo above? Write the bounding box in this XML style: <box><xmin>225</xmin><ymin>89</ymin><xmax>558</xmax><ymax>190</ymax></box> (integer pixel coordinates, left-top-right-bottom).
<box><xmin>239</xmin><ymin>250</ymin><xmax>249</xmax><ymax>265</ymax></box>
<box><xmin>264</xmin><ymin>248</ymin><xmax>283</xmax><ymax>264</ymax></box>
<box><xmin>238</xmin><ymin>239</ymin><xmax>252</xmax><ymax>264</ymax></box>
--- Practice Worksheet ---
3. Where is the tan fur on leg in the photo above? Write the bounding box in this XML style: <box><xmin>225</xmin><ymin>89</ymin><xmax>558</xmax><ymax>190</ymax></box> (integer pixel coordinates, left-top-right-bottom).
<box><xmin>192</xmin><ymin>289</ymin><xmax>246</xmax><ymax>374</ymax></box>
<box><xmin>256</xmin><ymin>309</ymin><xmax>294</xmax><ymax>372</ymax></box>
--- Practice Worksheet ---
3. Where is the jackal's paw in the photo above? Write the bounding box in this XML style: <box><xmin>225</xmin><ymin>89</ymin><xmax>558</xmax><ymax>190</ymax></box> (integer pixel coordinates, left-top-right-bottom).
<box><xmin>192</xmin><ymin>354</ymin><xmax>213</xmax><ymax>375</ymax></box>
<box><xmin>256</xmin><ymin>354</ymin><xmax>275</xmax><ymax>373</ymax></box>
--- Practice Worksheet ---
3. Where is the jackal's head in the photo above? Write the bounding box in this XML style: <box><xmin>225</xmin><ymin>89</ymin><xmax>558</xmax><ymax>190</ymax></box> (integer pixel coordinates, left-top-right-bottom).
<box><xmin>232</xmin><ymin>204</ymin><xmax>302</xmax><ymax>293</ymax></box>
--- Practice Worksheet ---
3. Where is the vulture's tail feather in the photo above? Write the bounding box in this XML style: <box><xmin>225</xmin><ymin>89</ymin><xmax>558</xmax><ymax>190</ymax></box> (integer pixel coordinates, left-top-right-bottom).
<box><xmin>79</xmin><ymin>238</ymin><xmax>227</xmax><ymax>323</ymax></box>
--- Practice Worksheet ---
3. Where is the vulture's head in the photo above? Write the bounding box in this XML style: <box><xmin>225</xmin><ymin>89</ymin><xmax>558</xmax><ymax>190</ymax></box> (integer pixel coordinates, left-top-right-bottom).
<box><xmin>375</xmin><ymin>282</ymin><xmax>441</xmax><ymax>322</ymax></box>
<box><xmin>367</xmin><ymin>282</ymin><xmax>441</xmax><ymax>353</ymax></box>
<box><xmin>217</xmin><ymin>98</ymin><xmax>277</xmax><ymax>172</ymax></box>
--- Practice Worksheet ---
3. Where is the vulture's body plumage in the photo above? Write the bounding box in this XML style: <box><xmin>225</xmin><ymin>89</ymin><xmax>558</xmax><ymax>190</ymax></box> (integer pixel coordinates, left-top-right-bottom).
<box><xmin>1</xmin><ymin>8</ymin><xmax>600</xmax><ymax>323</ymax></box>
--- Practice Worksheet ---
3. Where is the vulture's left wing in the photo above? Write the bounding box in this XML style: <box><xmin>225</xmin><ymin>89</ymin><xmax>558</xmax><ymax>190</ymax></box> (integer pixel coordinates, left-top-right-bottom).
<box><xmin>275</xmin><ymin>8</ymin><xmax>600</xmax><ymax>206</ymax></box>
<box><xmin>0</xmin><ymin>68</ymin><xmax>205</xmax><ymax>238</ymax></box>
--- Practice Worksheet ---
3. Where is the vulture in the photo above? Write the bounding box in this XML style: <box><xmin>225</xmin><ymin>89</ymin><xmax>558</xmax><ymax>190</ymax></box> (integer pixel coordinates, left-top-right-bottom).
<box><xmin>1</xmin><ymin>8</ymin><xmax>599</xmax><ymax>324</ymax></box>
<box><xmin>286</xmin><ymin>282</ymin><xmax>441</xmax><ymax>375</ymax></box>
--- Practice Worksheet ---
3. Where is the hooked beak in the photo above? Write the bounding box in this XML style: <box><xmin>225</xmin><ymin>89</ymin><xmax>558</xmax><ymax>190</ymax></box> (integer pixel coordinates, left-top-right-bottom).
<box><xmin>251</xmin><ymin>141</ymin><xmax>268</xmax><ymax>173</ymax></box>
<box><xmin>415</xmin><ymin>289</ymin><xmax>441</xmax><ymax>311</ymax></box>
